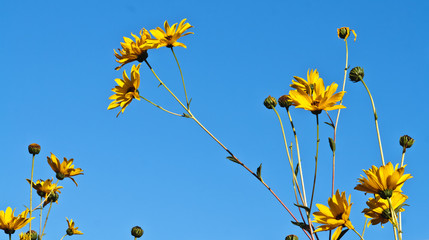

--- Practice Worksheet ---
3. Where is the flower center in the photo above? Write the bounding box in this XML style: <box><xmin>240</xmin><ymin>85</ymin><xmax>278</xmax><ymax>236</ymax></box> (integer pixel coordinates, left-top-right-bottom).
<box><xmin>311</xmin><ymin>100</ymin><xmax>320</xmax><ymax>106</ymax></box>
<box><xmin>126</xmin><ymin>87</ymin><xmax>136</xmax><ymax>93</ymax></box>
<box><xmin>166</xmin><ymin>35</ymin><xmax>173</xmax><ymax>40</ymax></box>
<box><xmin>335</xmin><ymin>213</ymin><xmax>343</xmax><ymax>220</ymax></box>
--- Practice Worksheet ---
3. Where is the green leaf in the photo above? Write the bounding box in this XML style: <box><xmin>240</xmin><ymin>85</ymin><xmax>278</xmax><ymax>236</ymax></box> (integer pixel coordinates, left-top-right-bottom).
<box><xmin>182</xmin><ymin>113</ymin><xmax>192</xmax><ymax>118</ymax></box>
<box><xmin>187</xmin><ymin>98</ymin><xmax>193</xmax><ymax>108</ymax></box>
<box><xmin>293</xmin><ymin>203</ymin><xmax>310</xmax><ymax>213</ymax></box>
<box><xmin>226</xmin><ymin>156</ymin><xmax>240</xmax><ymax>164</ymax></box>
<box><xmin>256</xmin><ymin>163</ymin><xmax>262</xmax><ymax>180</ymax></box>
<box><xmin>395</xmin><ymin>203</ymin><xmax>409</xmax><ymax>213</ymax></box>
<box><xmin>337</xmin><ymin>229</ymin><xmax>349</xmax><ymax>240</ymax></box>
<box><xmin>157</xmin><ymin>83</ymin><xmax>163</xmax><ymax>88</ymax></box>
<box><xmin>294</xmin><ymin>163</ymin><xmax>299</xmax><ymax>176</ymax></box>
<box><xmin>324</xmin><ymin>122</ymin><xmax>335</xmax><ymax>129</ymax></box>
<box><xmin>291</xmin><ymin>221</ymin><xmax>310</xmax><ymax>231</ymax></box>
<box><xmin>329</xmin><ymin>137</ymin><xmax>336</xmax><ymax>151</ymax></box>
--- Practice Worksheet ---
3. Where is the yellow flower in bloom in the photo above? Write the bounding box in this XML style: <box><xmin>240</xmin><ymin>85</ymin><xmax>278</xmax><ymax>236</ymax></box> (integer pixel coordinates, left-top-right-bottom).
<box><xmin>47</xmin><ymin>153</ymin><xmax>84</xmax><ymax>186</ymax></box>
<box><xmin>114</xmin><ymin>28</ymin><xmax>157</xmax><ymax>70</ymax></box>
<box><xmin>289</xmin><ymin>73</ymin><xmax>345</xmax><ymax>114</ymax></box>
<box><xmin>150</xmin><ymin>19</ymin><xmax>193</xmax><ymax>48</ymax></box>
<box><xmin>337</xmin><ymin>27</ymin><xmax>357</xmax><ymax>41</ymax></box>
<box><xmin>355</xmin><ymin>162</ymin><xmax>412</xmax><ymax>199</ymax></box>
<box><xmin>66</xmin><ymin>218</ymin><xmax>83</xmax><ymax>235</ymax></box>
<box><xmin>363</xmin><ymin>193</ymin><xmax>407</xmax><ymax>227</ymax></box>
<box><xmin>19</xmin><ymin>232</ymin><xmax>31</xmax><ymax>240</ymax></box>
<box><xmin>313</xmin><ymin>190</ymin><xmax>354</xmax><ymax>240</ymax></box>
<box><xmin>0</xmin><ymin>207</ymin><xmax>34</xmax><ymax>234</ymax></box>
<box><xmin>27</xmin><ymin>178</ymin><xmax>63</xmax><ymax>197</ymax></box>
<box><xmin>290</xmin><ymin>69</ymin><xmax>324</xmax><ymax>94</ymax></box>
<box><xmin>108</xmin><ymin>64</ymin><xmax>141</xmax><ymax>117</ymax></box>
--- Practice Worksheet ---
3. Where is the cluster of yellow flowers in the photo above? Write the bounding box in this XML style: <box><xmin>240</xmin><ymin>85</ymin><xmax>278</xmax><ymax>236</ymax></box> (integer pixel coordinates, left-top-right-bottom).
<box><xmin>0</xmin><ymin>144</ymin><xmax>84</xmax><ymax>240</ymax></box>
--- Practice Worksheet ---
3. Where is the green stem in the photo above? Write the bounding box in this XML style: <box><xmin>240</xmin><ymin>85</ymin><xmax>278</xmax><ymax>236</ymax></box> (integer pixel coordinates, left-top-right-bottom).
<box><xmin>388</xmin><ymin>197</ymin><xmax>400</xmax><ymax>240</ymax></box>
<box><xmin>29</xmin><ymin>154</ymin><xmax>36</xmax><ymax>232</ymax></box>
<box><xmin>39</xmin><ymin>197</ymin><xmax>43</xmax><ymax>240</ymax></box>
<box><xmin>361</xmin><ymin>79</ymin><xmax>385</xmax><ymax>166</ymax></box>
<box><xmin>42</xmin><ymin>202</ymin><xmax>53</xmax><ymax>237</ymax></box>
<box><xmin>171</xmin><ymin>48</ymin><xmax>189</xmax><ymax>108</ymax></box>
<box><xmin>362</xmin><ymin>218</ymin><xmax>368</xmax><ymax>237</ymax></box>
<box><xmin>352</xmin><ymin>228</ymin><xmax>365</xmax><ymax>240</ymax></box>
<box><xmin>9</xmin><ymin>233</ymin><xmax>11</xmax><ymax>240</ymax></box>
<box><xmin>139</xmin><ymin>95</ymin><xmax>182</xmax><ymax>117</ymax></box>
<box><xmin>398</xmin><ymin>148</ymin><xmax>406</xmax><ymax>240</ymax></box>
<box><xmin>309</xmin><ymin>114</ymin><xmax>320</xmax><ymax>212</ymax></box>
<box><xmin>400</xmin><ymin>148</ymin><xmax>406</xmax><ymax>167</ymax></box>
<box><xmin>59</xmin><ymin>234</ymin><xmax>67</xmax><ymax>240</ymax></box>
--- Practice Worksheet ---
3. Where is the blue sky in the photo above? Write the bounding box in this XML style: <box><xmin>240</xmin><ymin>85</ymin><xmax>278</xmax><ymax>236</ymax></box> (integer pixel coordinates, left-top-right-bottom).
<box><xmin>0</xmin><ymin>0</ymin><xmax>428</xmax><ymax>239</ymax></box>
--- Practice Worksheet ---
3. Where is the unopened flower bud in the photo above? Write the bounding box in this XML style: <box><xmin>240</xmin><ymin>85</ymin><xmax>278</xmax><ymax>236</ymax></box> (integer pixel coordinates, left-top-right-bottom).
<box><xmin>27</xmin><ymin>230</ymin><xmax>38</xmax><ymax>240</ymax></box>
<box><xmin>278</xmin><ymin>95</ymin><xmax>293</xmax><ymax>108</ymax></box>
<box><xmin>264</xmin><ymin>96</ymin><xmax>277</xmax><ymax>109</ymax></box>
<box><xmin>399</xmin><ymin>135</ymin><xmax>414</xmax><ymax>149</ymax></box>
<box><xmin>131</xmin><ymin>226</ymin><xmax>144</xmax><ymax>238</ymax></box>
<box><xmin>66</xmin><ymin>228</ymin><xmax>74</xmax><ymax>236</ymax></box>
<box><xmin>48</xmin><ymin>192</ymin><xmax>60</xmax><ymax>203</ymax></box>
<box><xmin>337</xmin><ymin>27</ymin><xmax>349</xmax><ymax>39</ymax></box>
<box><xmin>56</xmin><ymin>172</ymin><xmax>65</xmax><ymax>180</ymax></box>
<box><xmin>28</xmin><ymin>143</ymin><xmax>41</xmax><ymax>155</ymax></box>
<box><xmin>285</xmin><ymin>235</ymin><xmax>298</xmax><ymax>240</ymax></box>
<box><xmin>349</xmin><ymin>66</ymin><xmax>364</xmax><ymax>83</ymax></box>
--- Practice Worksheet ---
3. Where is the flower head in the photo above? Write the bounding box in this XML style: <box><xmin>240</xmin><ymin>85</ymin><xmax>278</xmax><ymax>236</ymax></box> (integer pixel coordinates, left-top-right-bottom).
<box><xmin>354</xmin><ymin>162</ymin><xmax>412</xmax><ymax>199</ymax></box>
<box><xmin>19</xmin><ymin>232</ymin><xmax>30</xmax><ymax>240</ymax></box>
<box><xmin>337</xmin><ymin>27</ymin><xmax>357</xmax><ymax>41</ymax></box>
<box><xmin>0</xmin><ymin>207</ymin><xmax>34</xmax><ymax>234</ymax></box>
<box><xmin>363</xmin><ymin>193</ymin><xmax>407</xmax><ymax>227</ymax></box>
<box><xmin>28</xmin><ymin>143</ymin><xmax>41</xmax><ymax>155</ymax></box>
<box><xmin>313</xmin><ymin>190</ymin><xmax>354</xmax><ymax>240</ymax></box>
<box><xmin>289</xmin><ymin>71</ymin><xmax>345</xmax><ymax>114</ymax></box>
<box><xmin>150</xmin><ymin>19</ymin><xmax>193</xmax><ymax>48</ymax></box>
<box><xmin>66</xmin><ymin>218</ymin><xmax>83</xmax><ymax>236</ymax></box>
<box><xmin>47</xmin><ymin>153</ymin><xmax>83</xmax><ymax>186</ymax></box>
<box><xmin>27</xmin><ymin>178</ymin><xmax>62</xmax><ymax>198</ymax></box>
<box><xmin>114</xmin><ymin>28</ymin><xmax>157</xmax><ymax>70</ymax></box>
<box><xmin>108</xmin><ymin>64</ymin><xmax>141</xmax><ymax>117</ymax></box>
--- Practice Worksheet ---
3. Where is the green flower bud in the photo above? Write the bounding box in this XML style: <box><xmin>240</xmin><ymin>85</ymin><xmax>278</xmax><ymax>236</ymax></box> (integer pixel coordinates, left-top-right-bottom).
<box><xmin>131</xmin><ymin>226</ymin><xmax>144</xmax><ymax>238</ymax></box>
<box><xmin>56</xmin><ymin>172</ymin><xmax>65</xmax><ymax>180</ymax></box>
<box><xmin>337</xmin><ymin>27</ymin><xmax>349</xmax><ymax>39</ymax></box>
<box><xmin>27</xmin><ymin>230</ymin><xmax>38</xmax><ymax>240</ymax></box>
<box><xmin>399</xmin><ymin>135</ymin><xmax>414</xmax><ymax>149</ymax></box>
<box><xmin>264</xmin><ymin>95</ymin><xmax>277</xmax><ymax>109</ymax></box>
<box><xmin>285</xmin><ymin>235</ymin><xmax>299</xmax><ymax>240</ymax></box>
<box><xmin>66</xmin><ymin>228</ymin><xmax>74</xmax><ymax>236</ymax></box>
<box><xmin>349</xmin><ymin>67</ymin><xmax>364</xmax><ymax>83</ymax></box>
<box><xmin>278</xmin><ymin>95</ymin><xmax>293</xmax><ymax>108</ymax></box>
<box><xmin>47</xmin><ymin>192</ymin><xmax>60</xmax><ymax>203</ymax></box>
<box><xmin>28</xmin><ymin>143</ymin><xmax>41</xmax><ymax>155</ymax></box>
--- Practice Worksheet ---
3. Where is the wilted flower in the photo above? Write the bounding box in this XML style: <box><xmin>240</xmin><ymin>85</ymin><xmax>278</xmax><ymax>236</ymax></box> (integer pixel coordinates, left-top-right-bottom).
<box><xmin>66</xmin><ymin>218</ymin><xmax>83</xmax><ymax>236</ymax></box>
<box><xmin>337</xmin><ymin>27</ymin><xmax>357</xmax><ymax>41</ymax></box>
<box><xmin>150</xmin><ymin>19</ymin><xmax>193</xmax><ymax>48</ymax></box>
<box><xmin>47</xmin><ymin>153</ymin><xmax>83</xmax><ymax>186</ymax></box>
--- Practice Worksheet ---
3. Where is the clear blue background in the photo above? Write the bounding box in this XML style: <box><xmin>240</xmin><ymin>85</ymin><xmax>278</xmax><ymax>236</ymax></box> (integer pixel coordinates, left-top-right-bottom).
<box><xmin>0</xmin><ymin>0</ymin><xmax>428</xmax><ymax>240</ymax></box>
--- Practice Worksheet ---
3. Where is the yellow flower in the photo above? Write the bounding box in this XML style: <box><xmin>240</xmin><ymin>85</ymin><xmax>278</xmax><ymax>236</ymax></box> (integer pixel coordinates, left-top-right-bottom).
<box><xmin>337</xmin><ymin>27</ymin><xmax>357</xmax><ymax>41</ymax></box>
<box><xmin>19</xmin><ymin>232</ymin><xmax>31</xmax><ymax>240</ymax></box>
<box><xmin>355</xmin><ymin>162</ymin><xmax>412</xmax><ymax>199</ymax></box>
<box><xmin>108</xmin><ymin>64</ymin><xmax>141</xmax><ymax>117</ymax></box>
<box><xmin>66</xmin><ymin>218</ymin><xmax>83</xmax><ymax>235</ymax></box>
<box><xmin>363</xmin><ymin>192</ymin><xmax>407</xmax><ymax>227</ymax></box>
<box><xmin>26</xmin><ymin>178</ymin><xmax>63</xmax><ymax>197</ymax></box>
<box><xmin>114</xmin><ymin>28</ymin><xmax>157</xmax><ymax>70</ymax></box>
<box><xmin>47</xmin><ymin>153</ymin><xmax>84</xmax><ymax>186</ymax></box>
<box><xmin>290</xmin><ymin>69</ymin><xmax>324</xmax><ymax>94</ymax></box>
<box><xmin>150</xmin><ymin>19</ymin><xmax>193</xmax><ymax>48</ymax></box>
<box><xmin>0</xmin><ymin>207</ymin><xmax>34</xmax><ymax>234</ymax></box>
<box><xmin>289</xmin><ymin>71</ymin><xmax>345</xmax><ymax>114</ymax></box>
<box><xmin>313</xmin><ymin>190</ymin><xmax>354</xmax><ymax>240</ymax></box>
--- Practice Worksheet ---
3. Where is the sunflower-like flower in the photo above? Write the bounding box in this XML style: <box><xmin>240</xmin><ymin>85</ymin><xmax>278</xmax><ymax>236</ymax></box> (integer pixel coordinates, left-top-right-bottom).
<box><xmin>26</xmin><ymin>178</ymin><xmax>63</xmax><ymax>198</ymax></box>
<box><xmin>47</xmin><ymin>153</ymin><xmax>83</xmax><ymax>186</ymax></box>
<box><xmin>289</xmin><ymin>71</ymin><xmax>346</xmax><ymax>114</ymax></box>
<box><xmin>108</xmin><ymin>64</ymin><xmax>141</xmax><ymax>117</ymax></box>
<box><xmin>354</xmin><ymin>162</ymin><xmax>412</xmax><ymax>199</ymax></box>
<box><xmin>19</xmin><ymin>232</ymin><xmax>31</xmax><ymax>240</ymax></box>
<box><xmin>290</xmin><ymin>69</ymin><xmax>324</xmax><ymax>94</ymax></box>
<box><xmin>114</xmin><ymin>28</ymin><xmax>157</xmax><ymax>70</ymax></box>
<box><xmin>337</xmin><ymin>27</ymin><xmax>357</xmax><ymax>41</ymax></box>
<box><xmin>0</xmin><ymin>207</ymin><xmax>34</xmax><ymax>234</ymax></box>
<box><xmin>150</xmin><ymin>19</ymin><xmax>193</xmax><ymax>48</ymax></box>
<box><xmin>363</xmin><ymin>192</ymin><xmax>407</xmax><ymax>227</ymax></box>
<box><xmin>66</xmin><ymin>218</ymin><xmax>83</xmax><ymax>236</ymax></box>
<box><xmin>313</xmin><ymin>190</ymin><xmax>354</xmax><ymax>240</ymax></box>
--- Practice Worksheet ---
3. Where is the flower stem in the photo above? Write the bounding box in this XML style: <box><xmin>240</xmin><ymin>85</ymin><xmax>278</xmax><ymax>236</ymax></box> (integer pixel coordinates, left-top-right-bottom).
<box><xmin>171</xmin><ymin>48</ymin><xmax>189</xmax><ymax>108</ymax></box>
<box><xmin>362</xmin><ymin>218</ymin><xmax>368</xmax><ymax>237</ymax></box>
<box><xmin>360</xmin><ymin>79</ymin><xmax>385</xmax><ymax>166</ymax></box>
<box><xmin>139</xmin><ymin>95</ymin><xmax>182</xmax><ymax>117</ymax></box>
<box><xmin>9</xmin><ymin>233</ymin><xmax>11</xmax><ymax>240</ymax></box>
<box><xmin>388</xmin><ymin>197</ymin><xmax>401</xmax><ymax>240</ymax></box>
<box><xmin>41</xmin><ymin>202</ymin><xmax>53</xmax><ymax>237</ymax></box>
<box><xmin>398</xmin><ymin>148</ymin><xmax>406</xmax><ymax>240</ymax></box>
<box><xmin>59</xmin><ymin>234</ymin><xmax>67</xmax><ymax>240</ymax></box>
<box><xmin>400</xmin><ymin>147</ymin><xmax>406</xmax><ymax>167</ymax></box>
<box><xmin>39</xmin><ymin>197</ymin><xmax>43</xmax><ymax>240</ymax></box>
<box><xmin>29</xmin><ymin>154</ymin><xmax>36</xmax><ymax>232</ymax></box>
<box><xmin>309</xmin><ymin>114</ymin><xmax>320</xmax><ymax>212</ymax></box>
<box><xmin>352</xmin><ymin>228</ymin><xmax>365</xmax><ymax>240</ymax></box>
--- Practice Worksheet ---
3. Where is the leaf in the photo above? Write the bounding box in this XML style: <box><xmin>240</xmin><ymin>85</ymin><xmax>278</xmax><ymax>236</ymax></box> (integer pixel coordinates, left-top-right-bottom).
<box><xmin>157</xmin><ymin>83</ymin><xmax>163</xmax><ymax>88</ymax></box>
<box><xmin>226</xmin><ymin>156</ymin><xmax>240</xmax><ymax>164</ymax></box>
<box><xmin>291</xmin><ymin>221</ymin><xmax>310</xmax><ymax>232</ymax></box>
<box><xmin>293</xmin><ymin>203</ymin><xmax>310</xmax><ymax>213</ymax></box>
<box><xmin>256</xmin><ymin>163</ymin><xmax>262</xmax><ymax>180</ymax></box>
<box><xmin>329</xmin><ymin>137</ymin><xmax>336</xmax><ymax>152</ymax></box>
<box><xmin>337</xmin><ymin>229</ymin><xmax>349</xmax><ymax>240</ymax></box>
<box><xmin>182</xmin><ymin>113</ymin><xmax>192</xmax><ymax>118</ymax></box>
<box><xmin>324</xmin><ymin>122</ymin><xmax>335</xmax><ymax>129</ymax></box>
<box><xmin>187</xmin><ymin>98</ymin><xmax>193</xmax><ymax>109</ymax></box>
<box><xmin>294</xmin><ymin>163</ymin><xmax>299</xmax><ymax>177</ymax></box>
<box><xmin>395</xmin><ymin>203</ymin><xmax>409</xmax><ymax>213</ymax></box>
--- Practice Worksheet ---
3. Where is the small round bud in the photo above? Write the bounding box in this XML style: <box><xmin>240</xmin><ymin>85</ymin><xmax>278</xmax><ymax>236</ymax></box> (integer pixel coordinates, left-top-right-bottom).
<box><xmin>56</xmin><ymin>172</ymin><xmax>65</xmax><ymax>180</ymax></box>
<box><xmin>278</xmin><ymin>95</ymin><xmax>293</xmax><ymax>108</ymax></box>
<box><xmin>379</xmin><ymin>189</ymin><xmax>393</xmax><ymax>199</ymax></box>
<box><xmin>66</xmin><ymin>228</ymin><xmax>74</xmax><ymax>236</ymax></box>
<box><xmin>27</xmin><ymin>230</ymin><xmax>38</xmax><ymax>240</ymax></box>
<box><xmin>399</xmin><ymin>135</ymin><xmax>414</xmax><ymax>149</ymax></box>
<box><xmin>337</xmin><ymin>27</ymin><xmax>349</xmax><ymax>39</ymax></box>
<box><xmin>285</xmin><ymin>235</ymin><xmax>298</xmax><ymax>240</ymax></box>
<box><xmin>264</xmin><ymin>96</ymin><xmax>277</xmax><ymax>109</ymax></box>
<box><xmin>47</xmin><ymin>192</ymin><xmax>60</xmax><ymax>203</ymax></box>
<box><xmin>131</xmin><ymin>226</ymin><xmax>144</xmax><ymax>238</ymax></box>
<box><xmin>349</xmin><ymin>66</ymin><xmax>364</xmax><ymax>83</ymax></box>
<box><xmin>28</xmin><ymin>143</ymin><xmax>41</xmax><ymax>155</ymax></box>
